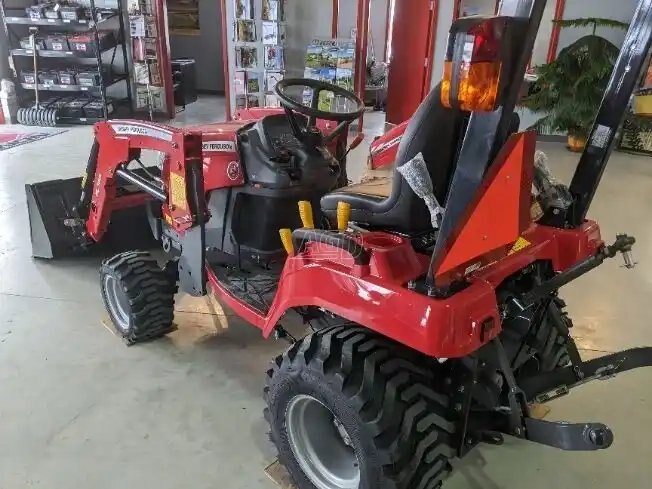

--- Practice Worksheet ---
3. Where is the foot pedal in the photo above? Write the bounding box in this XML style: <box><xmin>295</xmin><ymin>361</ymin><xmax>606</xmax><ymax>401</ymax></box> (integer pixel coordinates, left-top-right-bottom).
<box><xmin>525</xmin><ymin>418</ymin><xmax>613</xmax><ymax>451</ymax></box>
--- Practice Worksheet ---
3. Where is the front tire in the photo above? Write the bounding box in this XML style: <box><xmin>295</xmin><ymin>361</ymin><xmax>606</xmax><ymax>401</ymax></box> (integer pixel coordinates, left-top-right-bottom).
<box><xmin>100</xmin><ymin>251</ymin><xmax>176</xmax><ymax>345</ymax></box>
<box><xmin>264</xmin><ymin>326</ymin><xmax>455</xmax><ymax>489</ymax></box>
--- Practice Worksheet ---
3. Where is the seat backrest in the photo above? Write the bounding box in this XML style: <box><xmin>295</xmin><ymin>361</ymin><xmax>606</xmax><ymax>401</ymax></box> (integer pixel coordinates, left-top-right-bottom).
<box><xmin>378</xmin><ymin>84</ymin><xmax>466</xmax><ymax>233</ymax></box>
<box><xmin>393</xmin><ymin>83</ymin><xmax>466</xmax><ymax>203</ymax></box>
<box><xmin>383</xmin><ymin>83</ymin><xmax>520</xmax><ymax>234</ymax></box>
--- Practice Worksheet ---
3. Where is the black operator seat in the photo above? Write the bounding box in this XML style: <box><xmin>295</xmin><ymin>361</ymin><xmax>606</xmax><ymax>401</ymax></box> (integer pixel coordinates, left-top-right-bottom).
<box><xmin>321</xmin><ymin>84</ymin><xmax>465</xmax><ymax>233</ymax></box>
<box><xmin>321</xmin><ymin>83</ymin><xmax>520</xmax><ymax>234</ymax></box>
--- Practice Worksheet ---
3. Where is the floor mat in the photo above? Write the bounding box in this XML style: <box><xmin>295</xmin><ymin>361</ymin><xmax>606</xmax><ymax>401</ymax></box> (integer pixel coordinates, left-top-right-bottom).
<box><xmin>0</xmin><ymin>130</ymin><xmax>66</xmax><ymax>151</ymax></box>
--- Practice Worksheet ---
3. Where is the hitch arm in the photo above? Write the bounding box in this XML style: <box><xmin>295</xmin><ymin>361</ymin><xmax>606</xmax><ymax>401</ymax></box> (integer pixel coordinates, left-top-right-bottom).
<box><xmin>523</xmin><ymin>234</ymin><xmax>636</xmax><ymax>305</ymax></box>
<box><xmin>520</xmin><ymin>346</ymin><xmax>652</xmax><ymax>402</ymax></box>
<box><xmin>486</xmin><ymin>337</ymin><xmax>622</xmax><ymax>452</ymax></box>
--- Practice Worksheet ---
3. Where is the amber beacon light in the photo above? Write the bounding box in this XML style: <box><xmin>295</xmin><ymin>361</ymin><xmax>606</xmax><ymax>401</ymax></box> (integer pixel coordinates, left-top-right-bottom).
<box><xmin>442</xmin><ymin>16</ymin><xmax>525</xmax><ymax>112</ymax></box>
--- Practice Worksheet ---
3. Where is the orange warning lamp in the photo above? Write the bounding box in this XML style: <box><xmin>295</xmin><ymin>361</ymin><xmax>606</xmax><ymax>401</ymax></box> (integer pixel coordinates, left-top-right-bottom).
<box><xmin>442</xmin><ymin>17</ymin><xmax>524</xmax><ymax>112</ymax></box>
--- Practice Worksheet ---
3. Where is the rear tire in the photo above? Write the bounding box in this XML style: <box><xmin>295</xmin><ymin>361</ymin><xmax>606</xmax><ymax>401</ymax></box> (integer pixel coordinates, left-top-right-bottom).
<box><xmin>511</xmin><ymin>297</ymin><xmax>572</xmax><ymax>379</ymax></box>
<box><xmin>533</xmin><ymin>297</ymin><xmax>572</xmax><ymax>371</ymax></box>
<box><xmin>100</xmin><ymin>251</ymin><xmax>177</xmax><ymax>345</ymax></box>
<box><xmin>264</xmin><ymin>326</ymin><xmax>455</xmax><ymax>489</ymax></box>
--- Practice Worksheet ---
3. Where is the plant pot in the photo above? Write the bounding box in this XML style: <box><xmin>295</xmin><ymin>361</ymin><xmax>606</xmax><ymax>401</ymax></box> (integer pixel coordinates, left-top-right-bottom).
<box><xmin>567</xmin><ymin>134</ymin><xmax>587</xmax><ymax>152</ymax></box>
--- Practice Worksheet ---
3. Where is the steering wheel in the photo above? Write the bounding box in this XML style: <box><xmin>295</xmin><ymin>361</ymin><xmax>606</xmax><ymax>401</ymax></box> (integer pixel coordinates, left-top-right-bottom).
<box><xmin>274</xmin><ymin>78</ymin><xmax>365</xmax><ymax>146</ymax></box>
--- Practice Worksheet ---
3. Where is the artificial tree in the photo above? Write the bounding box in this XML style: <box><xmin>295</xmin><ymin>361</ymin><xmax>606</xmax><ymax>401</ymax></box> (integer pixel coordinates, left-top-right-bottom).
<box><xmin>522</xmin><ymin>18</ymin><xmax>628</xmax><ymax>151</ymax></box>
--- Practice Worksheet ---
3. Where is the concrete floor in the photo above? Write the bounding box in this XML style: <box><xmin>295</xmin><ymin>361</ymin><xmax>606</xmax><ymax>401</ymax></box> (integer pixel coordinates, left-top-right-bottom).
<box><xmin>0</xmin><ymin>101</ymin><xmax>651</xmax><ymax>488</ymax></box>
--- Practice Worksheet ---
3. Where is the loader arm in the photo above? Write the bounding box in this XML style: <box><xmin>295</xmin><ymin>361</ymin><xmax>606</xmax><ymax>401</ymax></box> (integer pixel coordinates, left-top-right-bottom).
<box><xmin>86</xmin><ymin>121</ymin><xmax>199</xmax><ymax>240</ymax></box>
<box><xmin>90</xmin><ymin>121</ymin><xmax>207</xmax><ymax>296</ymax></box>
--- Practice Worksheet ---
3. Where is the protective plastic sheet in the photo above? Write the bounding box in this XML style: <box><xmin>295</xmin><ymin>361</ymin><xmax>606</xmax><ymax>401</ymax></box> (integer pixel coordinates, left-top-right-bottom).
<box><xmin>397</xmin><ymin>152</ymin><xmax>445</xmax><ymax>229</ymax></box>
<box><xmin>533</xmin><ymin>151</ymin><xmax>573</xmax><ymax>209</ymax></box>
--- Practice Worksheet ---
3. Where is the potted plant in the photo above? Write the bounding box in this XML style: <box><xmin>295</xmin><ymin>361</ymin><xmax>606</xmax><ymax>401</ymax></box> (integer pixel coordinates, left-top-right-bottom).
<box><xmin>522</xmin><ymin>18</ymin><xmax>628</xmax><ymax>151</ymax></box>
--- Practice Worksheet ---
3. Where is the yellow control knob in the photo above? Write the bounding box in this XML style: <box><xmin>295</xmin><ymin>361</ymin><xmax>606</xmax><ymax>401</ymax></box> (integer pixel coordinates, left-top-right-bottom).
<box><xmin>337</xmin><ymin>201</ymin><xmax>351</xmax><ymax>231</ymax></box>
<box><xmin>279</xmin><ymin>228</ymin><xmax>294</xmax><ymax>255</ymax></box>
<box><xmin>298</xmin><ymin>200</ymin><xmax>315</xmax><ymax>229</ymax></box>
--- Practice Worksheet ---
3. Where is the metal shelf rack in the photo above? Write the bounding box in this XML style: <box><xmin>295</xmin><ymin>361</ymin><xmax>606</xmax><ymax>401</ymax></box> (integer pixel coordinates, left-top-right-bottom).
<box><xmin>0</xmin><ymin>0</ymin><xmax>133</xmax><ymax>124</ymax></box>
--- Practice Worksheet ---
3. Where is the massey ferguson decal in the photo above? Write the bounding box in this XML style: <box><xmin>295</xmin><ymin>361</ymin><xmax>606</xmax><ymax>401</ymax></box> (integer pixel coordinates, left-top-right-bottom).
<box><xmin>370</xmin><ymin>135</ymin><xmax>402</xmax><ymax>156</ymax></box>
<box><xmin>227</xmin><ymin>161</ymin><xmax>242</xmax><ymax>181</ymax></box>
<box><xmin>110</xmin><ymin>122</ymin><xmax>174</xmax><ymax>142</ymax></box>
<box><xmin>203</xmin><ymin>140</ymin><xmax>237</xmax><ymax>152</ymax></box>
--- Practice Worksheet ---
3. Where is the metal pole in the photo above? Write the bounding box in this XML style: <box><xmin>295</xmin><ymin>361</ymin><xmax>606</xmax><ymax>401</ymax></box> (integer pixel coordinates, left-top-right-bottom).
<box><xmin>564</xmin><ymin>0</ymin><xmax>652</xmax><ymax>226</ymax></box>
<box><xmin>0</xmin><ymin>0</ymin><xmax>10</xmax><ymax>81</ymax></box>
<box><xmin>117</xmin><ymin>2</ymin><xmax>133</xmax><ymax>116</ymax></box>
<box><xmin>115</xmin><ymin>168</ymin><xmax>167</xmax><ymax>201</ymax></box>
<box><xmin>354</xmin><ymin>0</ymin><xmax>370</xmax><ymax>132</ymax></box>
<box><xmin>89</xmin><ymin>0</ymin><xmax>109</xmax><ymax>119</ymax></box>
<box><xmin>546</xmin><ymin>0</ymin><xmax>566</xmax><ymax>63</ymax></box>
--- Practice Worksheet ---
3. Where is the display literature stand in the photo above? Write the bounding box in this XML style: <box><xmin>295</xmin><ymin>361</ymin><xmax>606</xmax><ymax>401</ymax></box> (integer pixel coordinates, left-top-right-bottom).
<box><xmin>226</xmin><ymin>0</ymin><xmax>286</xmax><ymax>115</ymax></box>
<box><xmin>127</xmin><ymin>0</ymin><xmax>170</xmax><ymax>118</ymax></box>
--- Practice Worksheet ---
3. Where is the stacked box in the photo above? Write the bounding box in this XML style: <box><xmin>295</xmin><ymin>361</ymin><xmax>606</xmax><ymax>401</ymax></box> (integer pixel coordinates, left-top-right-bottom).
<box><xmin>38</xmin><ymin>71</ymin><xmax>60</xmax><ymax>86</ymax></box>
<box><xmin>60</xmin><ymin>5</ymin><xmax>86</xmax><ymax>20</ymax></box>
<box><xmin>83</xmin><ymin>97</ymin><xmax>113</xmax><ymax>117</ymax></box>
<box><xmin>20</xmin><ymin>71</ymin><xmax>37</xmax><ymax>84</ymax></box>
<box><xmin>44</xmin><ymin>5</ymin><xmax>60</xmax><ymax>19</ymax></box>
<box><xmin>68</xmin><ymin>32</ymin><xmax>115</xmax><ymax>57</ymax></box>
<box><xmin>25</xmin><ymin>5</ymin><xmax>47</xmax><ymax>20</ymax></box>
<box><xmin>64</xmin><ymin>98</ymin><xmax>88</xmax><ymax>118</ymax></box>
<box><xmin>20</xmin><ymin>36</ymin><xmax>47</xmax><ymax>49</ymax></box>
<box><xmin>58</xmin><ymin>69</ymin><xmax>77</xmax><ymax>85</ymax></box>
<box><xmin>45</xmin><ymin>34</ymin><xmax>70</xmax><ymax>51</ymax></box>
<box><xmin>77</xmin><ymin>69</ymin><xmax>104</xmax><ymax>87</ymax></box>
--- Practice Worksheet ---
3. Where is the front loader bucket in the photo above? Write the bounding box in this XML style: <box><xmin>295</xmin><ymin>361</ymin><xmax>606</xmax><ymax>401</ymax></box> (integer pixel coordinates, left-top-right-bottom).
<box><xmin>26</xmin><ymin>177</ymin><xmax>156</xmax><ymax>259</ymax></box>
<box><xmin>26</xmin><ymin>177</ymin><xmax>86</xmax><ymax>259</ymax></box>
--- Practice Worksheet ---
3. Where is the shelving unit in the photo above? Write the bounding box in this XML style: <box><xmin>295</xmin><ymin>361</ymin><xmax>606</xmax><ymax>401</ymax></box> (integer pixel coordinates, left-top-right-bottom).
<box><xmin>3</xmin><ymin>11</ymin><xmax>116</xmax><ymax>24</ymax></box>
<box><xmin>10</xmin><ymin>43</ymin><xmax>116</xmax><ymax>57</ymax></box>
<box><xmin>21</xmin><ymin>74</ymin><xmax>127</xmax><ymax>91</ymax></box>
<box><xmin>0</xmin><ymin>0</ymin><xmax>132</xmax><ymax>124</ymax></box>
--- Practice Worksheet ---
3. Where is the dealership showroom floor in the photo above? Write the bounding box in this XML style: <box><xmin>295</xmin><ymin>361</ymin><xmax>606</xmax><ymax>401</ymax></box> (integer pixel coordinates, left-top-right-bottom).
<box><xmin>1</xmin><ymin>107</ymin><xmax>651</xmax><ymax>488</ymax></box>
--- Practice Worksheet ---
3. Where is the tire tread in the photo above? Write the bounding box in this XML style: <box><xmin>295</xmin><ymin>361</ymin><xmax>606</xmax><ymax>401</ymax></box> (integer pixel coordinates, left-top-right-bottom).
<box><xmin>265</xmin><ymin>326</ymin><xmax>454</xmax><ymax>489</ymax></box>
<box><xmin>100</xmin><ymin>251</ymin><xmax>177</xmax><ymax>345</ymax></box>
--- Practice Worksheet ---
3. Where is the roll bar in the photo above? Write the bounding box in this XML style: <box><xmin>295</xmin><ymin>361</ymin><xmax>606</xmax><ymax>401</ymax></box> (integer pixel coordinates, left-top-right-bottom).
<box><xmin>429</xmin><ymin>0</ymin><xmax>548</xmax><ymax>288</ymax></box>
<box><xmin>429</xmin><ymin>0</ymin><xmax>652</xmax><ymax>288</ymax></box>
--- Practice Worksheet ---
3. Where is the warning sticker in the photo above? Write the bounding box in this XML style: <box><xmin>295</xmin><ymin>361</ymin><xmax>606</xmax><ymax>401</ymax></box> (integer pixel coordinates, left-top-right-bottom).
<box><xmin>111</xmin><ymin>123</ymin><xmax>174</xmax><ymax>141</ymax></box>
<box><xmin>590</xmin><ymin>124</ymin><xmax>613</xmax><ymax>149</ymax></box>
<box><xmin>169</xmin><ymin>173</ymin><xmax>187</xmax><ymax>211</ymax></box>
<box><xmin>508</xmin><ymin>237</ymin><xmax>532</xmax><ymax>255</ymax></box>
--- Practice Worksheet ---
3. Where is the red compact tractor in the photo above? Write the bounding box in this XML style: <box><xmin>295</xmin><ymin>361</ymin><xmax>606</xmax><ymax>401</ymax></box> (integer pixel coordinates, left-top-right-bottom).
<box><xmin>25</xmin><ymin>0</ymin><xmax>652</xmax><ymax>487</ymax></box>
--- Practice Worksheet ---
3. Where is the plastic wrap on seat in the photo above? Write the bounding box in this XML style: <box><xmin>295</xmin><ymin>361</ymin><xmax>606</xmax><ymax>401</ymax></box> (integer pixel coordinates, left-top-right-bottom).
<box><xmin>533</xmin><ymin>151</ymin><xmax>573</xmax><ymax>210</ymax></box>
<box><xmin>397</xmin><ymin>152</ymin><xmax>445</xmax><ymax>229</ymax></box>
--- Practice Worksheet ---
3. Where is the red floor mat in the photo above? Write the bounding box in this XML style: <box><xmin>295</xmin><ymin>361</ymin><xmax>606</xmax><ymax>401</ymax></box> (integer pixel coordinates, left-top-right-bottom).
<box><xmin>0</xmin><ymin>131</ymin><xmax>65</xmax><ymax>151</ymax></box>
